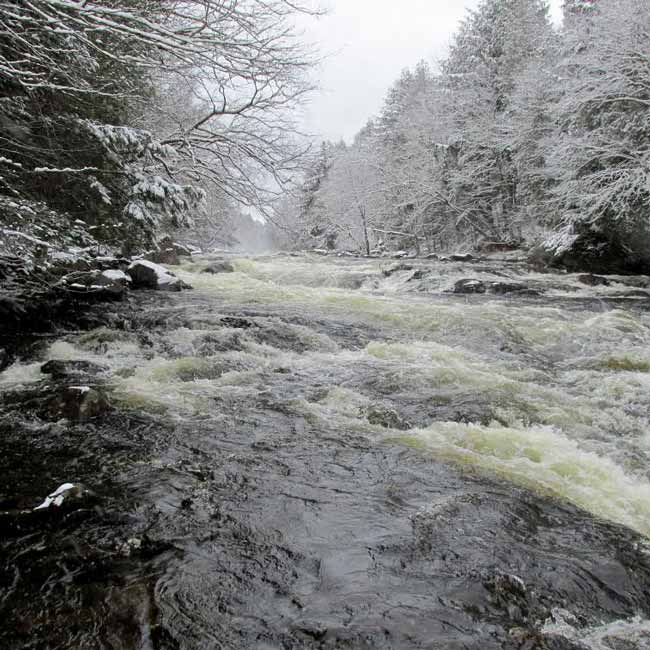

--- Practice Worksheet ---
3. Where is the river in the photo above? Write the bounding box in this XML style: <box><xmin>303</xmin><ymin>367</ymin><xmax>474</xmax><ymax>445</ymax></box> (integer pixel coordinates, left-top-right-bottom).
<box><xmin>2</xmin><ymin>252</ymin><xmax>650</xmax><ymax>649</ymax></box>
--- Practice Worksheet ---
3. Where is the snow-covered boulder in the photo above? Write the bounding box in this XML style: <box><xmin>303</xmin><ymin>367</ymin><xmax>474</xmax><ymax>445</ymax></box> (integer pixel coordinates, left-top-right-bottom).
<box><xmin>57</xmin><ymin>269</ymin><xmax>129</xmax><ymax>300</ymax></box>
<box><xmin>92</xmin><ymin>256</ymin><xmax>130</xmax><ymax>271</ymax></box>
<box><xmin>530</xmin><ymin>223</ymin><xmax>650</xmax><ymax>274</ymax></box>
<box><xmin>128</xmin><ymin>260</ymin><xmax>186</xmax><ymax>291</ymax></box>
<box><xmin>146</xmin><ymin>237</ymin><xmax>194</xmax><ymax>265</ymax></box>
<box><xmin>48</xmin><ymin>249</ymin><xmax>92</xmax><ymax>272</ymax></box>
<box><xmin>452</xmin><ymin>278</ymin><xmax>486</xmax><ymax>294</ymax></box>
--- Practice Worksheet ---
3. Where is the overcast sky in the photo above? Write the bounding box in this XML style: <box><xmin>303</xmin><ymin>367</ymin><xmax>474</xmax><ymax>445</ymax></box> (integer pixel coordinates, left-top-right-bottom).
<box><xmin>300</xmin><ymin>0</ymin><xmax>563</xmax><ymax>143</ymax></box>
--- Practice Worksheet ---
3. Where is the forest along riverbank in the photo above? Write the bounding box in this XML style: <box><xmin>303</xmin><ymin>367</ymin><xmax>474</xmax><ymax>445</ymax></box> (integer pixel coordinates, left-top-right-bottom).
<box><xmin>2</xmin><ymin>252</ymin><xmax>650</xmax><ymax>649</ymax></box>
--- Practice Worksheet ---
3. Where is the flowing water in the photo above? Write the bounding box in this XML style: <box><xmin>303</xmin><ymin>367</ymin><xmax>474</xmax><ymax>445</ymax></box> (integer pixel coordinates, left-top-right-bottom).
<box><xmin>2</xmin><ymin>253</ymin><xmax>650</xmax><ymax>649</ymax></box>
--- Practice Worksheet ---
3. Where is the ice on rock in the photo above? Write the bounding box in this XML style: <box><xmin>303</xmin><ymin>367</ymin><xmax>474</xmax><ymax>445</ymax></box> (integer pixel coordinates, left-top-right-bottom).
<box><xmin>34</xmin><ymin>482</ymin><xmax>78</xmax><ymax>510</ymax></box>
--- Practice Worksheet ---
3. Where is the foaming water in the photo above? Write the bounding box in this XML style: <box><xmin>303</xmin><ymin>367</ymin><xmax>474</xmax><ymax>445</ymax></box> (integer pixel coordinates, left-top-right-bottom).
<box><xmin>3</xmin><ymin>252</ymin><xmax>650</xmax><ymax>648</ymax></box>
<box><xmin>169</xmin><ymin>255</ymin><xmax>650</xmax><ymax>536</ymax></box>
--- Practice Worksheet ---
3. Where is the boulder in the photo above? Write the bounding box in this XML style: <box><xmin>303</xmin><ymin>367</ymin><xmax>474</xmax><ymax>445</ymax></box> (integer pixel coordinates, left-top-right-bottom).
<box><xmin>41</xmin><ymin>359</ymin><xmax>108</xmax><ymax>379</ymax></box>
<box><xmin>202</xmin><ymin>261</ymin><xmax>235</xmax><ymax>274</ymax></box>
<box><xmin>144</xmin><ymin>236</ymin><xmax>188</xmax><ymax>265</ymax></box>
<box><xmin>453</xmin><ymin>279</ymin><xmax>486</xmax><ymax>294</ymax></box>
<box><xmin>92</xmin><ymin>256</ymin><xmax>130</xmax><ymax>271</ymax></box>
<box><xmin>128</xmin><ymin>260</ymin><xmax>186</xmax><ymax>291</ymax></box>
<box><xmin>172</xmin><ymin>241</ymin><xmax>193</xmax><ymax>258</ymax></box>
<box><xmin>382</xmin><ymin>263</ymin><xmax>414</xmax><ymax>278</ymax></box>
<box><xmin>410</xmin><ymin>269</ymin><xmax>430</xmax><ymax>280</ymax></box>
<box><xmin>531</xmin><ymin>224</ymin><xmax>650</xmax><ymax>275</ymax></box>
<box><xmin>449</xmin><ymin>253</ymin><xmax>476</xmax><ymax>262</ymax></box>
<box><xmin>46</xmin><ymin>385</ymin><xmax>110</xmax><ymax>421</ymax></box>
<box><xmin>577</xmin><ymin>273</ymin><xmax>610</xmax><ymax>287</ymax></box>
<box><xmin>48</xmin><ymin>251</ymin><xmax>92</xmax><ymax>272</ymax></box>
<box><xmin>488</xmin><ymin>282</ymin><xmax>529</xmax><ymax>295</ymax></box>
<box><xmin>57</xmin><ymin>269</ymin><xmax>128</xmax><ymax>300</ymax></box>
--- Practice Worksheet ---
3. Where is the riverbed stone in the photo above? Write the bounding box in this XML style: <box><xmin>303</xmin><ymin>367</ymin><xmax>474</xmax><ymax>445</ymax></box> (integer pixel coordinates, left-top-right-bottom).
<box><xmin>382</xmin><ymin>263</ymin><xmax>414</xmax><ymax>278</ymax></box>
<box><xmin>449</xmin><ymin>253</ymin><xmax>476</xmax><ymax>262</ymax></box>
<box><xmin>203</xmin><ymin>261</ymin><xmax>235</xmax><ymax>274</ymax></box>
<box><xmin>46</xmin><ymin>386</ymin><xmax>110</xmax><ymax>421</ymax></box>
<box><xmin>41</xmin><ymin>359</ymin><xmax>108</xmax><ymax>379</ymax></box>
<box><xmin>488</xmin><ymin>281</ymin><xmax>529</xmax><ymax>294</ymax></box>
<box><xmin>453</xmin><ymin>278</ymin><xmax>486</xmax><ymax>294</ymax></box>
<box><xmin>577</xmin><ymin>273</ymin><xmax>610</xmax><ymax>286</ymax></box>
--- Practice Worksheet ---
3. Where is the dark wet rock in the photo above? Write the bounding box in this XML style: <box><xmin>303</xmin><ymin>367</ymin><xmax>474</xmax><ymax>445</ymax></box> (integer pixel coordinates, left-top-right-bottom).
<box><xmin>364</xmin><ymin>405</ymin><xmax>411</xmax><ymax>430</ymax></box>
<box><xmin>128</xmin><ymin>260</ymin><xmax>188</xmax><ymax>291</ymax></box>
<box><xmin>172</xmin><ymin>241</ymin><xmax>193</xmax><ymax>258</ymax></box>
<box><xmin>146</xmin><ymin>236</ymin><xmax>192</xmax><ymax>265</ymax></box>
<box><xmin>91</xmin><ymin>256</ymin><xmax>130</xmax><ymax>271</ymax></box>
<box><xmin>488</xmin><ymin>281</ymin><xmax>528</xmax><ymax>294</ymax></box>
<box><xmin>453</xmin><ymin>278</ymin><xmax>487</xmax><ymax>294</ymax></box>
<box><xmin>0</xmin><ymin>295</ymin><xmax>26</xmax><ymax>325</ymax></box>
<box><xmin>203</xmin><ymin>261</ymin><xmax>235</xmax><ymax>274</ymax></box>
<box><xmin>220</xmin><ymin>316</ymin><xmax>255</xmax><ymax>329</ymax></box>
<box><xmin>409</xmin><ymin>268</ymin><xmax>430</xmax><ymax>281</ymax></box>
<box><xmin>531</xmin><ymin>225</ymin><xmax>650</xmax><ymax>275</ymax></box>
<box><xmin>450</xmin><ymin>253</ymin><xmax>476</xmax><ymax>262</ymax></box>
<box><xmin>577</xmin><ymin>273</ymin><xmax>610</xmax><ymax>287</ymax></box>
<box><xmin>487</xmin><ymin>282</ymin><xmax>542</xmax><ymax>297</ymax></box>
<box><xmin>46</xmin><ymin>386</ymin><xmax>110</xmax><ymax>421</ymax></box>
<box><xmin>148</xmin><ymin>247</ymin><xmax>179</xmax><ymax>265</ymax></box>
<box><xmin>41</xmin><ymin>359</ymin><xmax>108</xmax><ymax>379</ymax></box>
<box><xmin>57</xmin><ymin>269</ymin><xmax>129</xmax><ymax>300</ymax></box>
<box><xmin>382</xmin><ymin>263</ymin><xmax>414</xmax><ymax>278</ymax></box>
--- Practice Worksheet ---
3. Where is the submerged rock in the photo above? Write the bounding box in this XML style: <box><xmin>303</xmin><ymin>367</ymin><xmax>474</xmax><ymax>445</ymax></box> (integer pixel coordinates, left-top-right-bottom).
<box><xmin>41</xmin><ymin>359</ymin><xmax>108</xmax><ymax>379</ymax></box>
<box><xmin>202</xmin><ymin>261</ymin><xmax>235</xmax><ymax>274</ymax></box>
<box><xmin>453</xmin><ymin>278</ymin><xmax>486</xmax><ymax>294</ymax></box>
<box><xmin>382</xmin><ymin>263</ymin><xmax>414</xmax><ymax>278</ymax></box>
<box><xmin>577</xmin><ymin>273</ymin><xmax>610</xmax><ymax>287</ymax></box>
<box><xmin>488</xmin><ymin>281</ymin><xmax>536</xmax><ymax>295</ymax></box>
<box><xmin>46</xmin><ymin>386</ymin><xmax>110</xmax><ymax>421</ymax></box>
<box><xmin>449</xmin><ymin>253</ymin><xmax>476</xmax><ymax>262</ymax></box>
